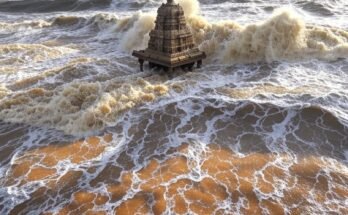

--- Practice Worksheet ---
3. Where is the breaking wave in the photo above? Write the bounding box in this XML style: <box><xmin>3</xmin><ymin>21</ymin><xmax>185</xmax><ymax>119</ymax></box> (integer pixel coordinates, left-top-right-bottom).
<box><xmin>1</xmin><ymin>0</ymin><xmax>347</xmax><ymax>65</ymax></box>
<box><xmin>0</xmin><ymin>44</ymin><xmax>76</xmax><ymax>66</ymax></box>
<box><xmin>0</xmin><ymin>75</ymin><xmax>168</xmax><ymax>135</ymax></box>
<box><xmin>0</xmin><ymin>0</ymin><xmax>348</xmax><ymax>214</ymax></box>
<box><xmin>0</xmin><ymin>0</ymin><xmax>347</xmax><ymax>136</ymax></box>
<box><xmin>120</xmin><ymin>1</ymin><xmax>348</xmax><ymax>63</ymax></box>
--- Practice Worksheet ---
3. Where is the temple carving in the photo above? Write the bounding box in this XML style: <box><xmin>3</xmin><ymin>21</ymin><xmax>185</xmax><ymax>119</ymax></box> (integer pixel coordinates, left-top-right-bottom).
<box><xmin>132</xmin><ymin>0</ymin><xmax>206</xmax><ymax>72</ymax></box>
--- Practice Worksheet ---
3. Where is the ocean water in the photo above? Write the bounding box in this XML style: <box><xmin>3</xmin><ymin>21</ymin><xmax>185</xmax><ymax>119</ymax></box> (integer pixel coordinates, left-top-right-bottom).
<box><xmin>0</xmin><ymin>0</ymin><xmax>347</xmax><ymax>214</ymax></box>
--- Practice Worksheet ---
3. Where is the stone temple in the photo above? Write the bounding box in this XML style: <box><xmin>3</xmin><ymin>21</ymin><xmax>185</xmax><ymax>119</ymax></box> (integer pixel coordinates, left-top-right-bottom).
<box><xmin>132</xmin><ymin>0</ymin><xmax>206</xmax><ymax>72</ymax></box>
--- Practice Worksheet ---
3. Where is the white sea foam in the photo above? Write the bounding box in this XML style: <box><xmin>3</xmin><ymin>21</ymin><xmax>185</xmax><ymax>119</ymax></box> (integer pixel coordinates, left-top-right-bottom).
<box><xmin>0</xmin><ymin>0</ymin><xmax>347</xmax><ymax>214</ymax></box>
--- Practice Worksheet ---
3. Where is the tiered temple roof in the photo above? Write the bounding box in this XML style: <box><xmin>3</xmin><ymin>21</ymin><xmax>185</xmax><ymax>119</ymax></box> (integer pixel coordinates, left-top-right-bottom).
<box><xmin>132</xmin><ymin>0</ymin><xmax>206</xmax><ymax>72</ymax></box>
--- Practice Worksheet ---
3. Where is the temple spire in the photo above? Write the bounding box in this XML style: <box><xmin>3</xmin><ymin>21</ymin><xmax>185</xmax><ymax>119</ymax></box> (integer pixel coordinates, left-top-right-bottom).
<box><xmin>132</xmin><ymin>0</ymin><xmax>206</xmax><ymax>72</ymax></box>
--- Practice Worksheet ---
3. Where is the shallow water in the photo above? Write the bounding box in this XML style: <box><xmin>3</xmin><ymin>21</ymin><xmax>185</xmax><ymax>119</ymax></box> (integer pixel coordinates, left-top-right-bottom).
<box><xmin>0</xmin><ymin>0</ymin><xmax>347</xmax><ymax>214</ymax></box>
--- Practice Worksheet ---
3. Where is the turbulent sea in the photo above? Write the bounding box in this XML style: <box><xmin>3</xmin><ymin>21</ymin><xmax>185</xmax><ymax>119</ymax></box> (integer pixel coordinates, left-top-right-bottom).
<box><xmin>0</xmin><ymin>0</ymin><xmax>348</xmax><ymax>214</ymax></box>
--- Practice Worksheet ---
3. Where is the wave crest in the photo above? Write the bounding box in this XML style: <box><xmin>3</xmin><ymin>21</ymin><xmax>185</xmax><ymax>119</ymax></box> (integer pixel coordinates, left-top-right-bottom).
<box><xmin>120</xmin><ymin>0</ymin><xmax>348</xmax><ymax>63</ymax></box>
<box><xmin>0</xmin><ymin>76</ymin><xmax>169</xmax><ymax>135</ymax></box>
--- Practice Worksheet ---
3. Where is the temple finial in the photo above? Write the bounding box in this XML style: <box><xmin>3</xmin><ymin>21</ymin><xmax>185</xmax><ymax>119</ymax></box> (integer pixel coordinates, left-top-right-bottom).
<box><xmin>167</xmin><ymin>0</ymin><xmax>174</xmax><ymax>4</ymax></box>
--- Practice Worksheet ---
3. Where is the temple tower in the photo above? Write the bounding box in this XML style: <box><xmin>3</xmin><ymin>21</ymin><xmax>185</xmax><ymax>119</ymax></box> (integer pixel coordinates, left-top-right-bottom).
<box><xmin>132</xmin><ymin>0</ymin><xmax>206</xmax><ymax>72</ymax></box>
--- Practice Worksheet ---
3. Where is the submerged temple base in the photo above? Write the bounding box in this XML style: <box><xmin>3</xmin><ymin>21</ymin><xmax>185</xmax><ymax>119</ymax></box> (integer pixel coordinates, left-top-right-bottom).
<box><xmin>133</xmin><ymin>49</ymin><xmax>206</xmax><ymax>72</ymax></box>
<box><xmin>132</xmin><ymin>0</ymin><xmax>206</xmax><ymax>72</ymax></box>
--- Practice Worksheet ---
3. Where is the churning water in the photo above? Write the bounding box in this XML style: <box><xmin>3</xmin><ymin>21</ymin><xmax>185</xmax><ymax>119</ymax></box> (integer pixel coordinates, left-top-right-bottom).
<box><xmin>0</xmin><ymin>0</ymin><xmax>347</xmax><ymax>214</ymax></box>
